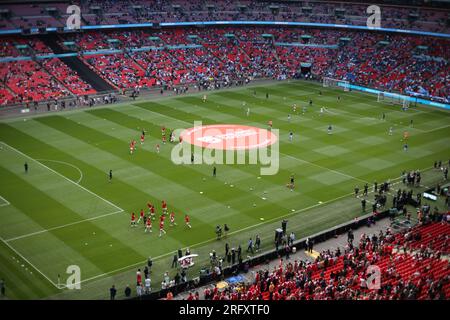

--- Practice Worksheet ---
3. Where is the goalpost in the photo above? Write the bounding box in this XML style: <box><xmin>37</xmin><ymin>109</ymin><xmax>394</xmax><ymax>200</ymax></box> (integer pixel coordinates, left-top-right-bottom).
<box><xmin>323</xmin><ymin>77</ymin><xmax>350</xmax><ymax>91</ymax></box>
<box><xmin>377</xmin><ymin>92</ymin><xmax>410</xmax><ymax>109</ymax></box>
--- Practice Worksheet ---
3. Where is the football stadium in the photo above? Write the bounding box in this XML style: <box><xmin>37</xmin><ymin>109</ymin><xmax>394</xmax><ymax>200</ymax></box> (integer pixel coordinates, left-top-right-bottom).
<box><xmin>0</xmin><ymin>0</ymin><xmax>449</xmax><ymax>305</ymax></box>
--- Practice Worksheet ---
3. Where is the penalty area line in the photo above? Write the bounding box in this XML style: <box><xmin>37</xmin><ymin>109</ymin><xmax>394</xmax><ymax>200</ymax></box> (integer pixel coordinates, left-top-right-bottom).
<box><xmin>0</xmin><ymin>235</ymin><xmax>61</xmax><ymax>289</ymax></box>
<box><xmin>0</xmin><ymin>195</ymin><xmax>10</xmax><ymax>207</ymax></box>
<box><xmin>0</xmin><ymin>141</ymin><xmax>124</xmax><ymax>214</ymax></box>
<box><xmin>5</xmin><ymin>208</ymin><xmax>124</xmax><ymax>242</ymax></box>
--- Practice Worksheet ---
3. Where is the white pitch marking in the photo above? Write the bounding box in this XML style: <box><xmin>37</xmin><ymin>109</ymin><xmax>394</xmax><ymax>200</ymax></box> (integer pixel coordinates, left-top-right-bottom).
<box><xmin>0</xmin><ymin>142</ymin><xmax>123</xmax><ymax>213</ymax></box>
<box><xmin>283</xmin><ymin>153</ymin><xmax>369</xmax><ymax>184</ymax></box>
<box><xmin>0</xmin><ymin>236</ymin><xmax>61</xmax><ymax>289</ymax></box>
<box><xmin>35</xmin><ymin>159</ymin><xmax>84</xmax><ymax>184</ymax></box>
<box><xmin>5</xmin><ymin>209</ymin><xmax>123</xmax><ymax>242</ymax></box>
<box><xmin>0</xmin><ymin>195</ymin><xmax>10</xmax><ymax>207</ymax></box>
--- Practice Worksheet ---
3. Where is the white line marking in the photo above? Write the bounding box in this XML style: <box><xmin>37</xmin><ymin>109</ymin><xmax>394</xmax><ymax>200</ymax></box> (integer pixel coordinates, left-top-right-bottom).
<box><xmin>0</xmin><ymin>141</ymin><xmax>125</xmax><ymax>243</ymax></box>
<box><xmin>423</xmin><ymin>124</ymin><xmax>450</xmax><ymax>133</ymax></box>
<box><xmin>35</xmin><ymin>159</ymin><xmax>83</xmax><ymax>184</ymax></box>
<box><xmin>0</xmin><ymin>141</ymin><xmax>123</xmax><ymax>213</ymax></box>
<box><xmin>5</xmin><ymin>209</ymin><xmax>123</xmax><ymax>242</ymax></box>
<box><xmin>283</xmin><ymin>153</ymin><xmax>369</xmax><ymax>184</ymax></box>
<box><xmin>0</xmin><ymin>195</ymin><xmax>10</xmax><ymax>207</ymax></box>
<box><xmin>0</xmin><ymin>235</ymin><xmax>60</xmax><ymax>289</ymax></box>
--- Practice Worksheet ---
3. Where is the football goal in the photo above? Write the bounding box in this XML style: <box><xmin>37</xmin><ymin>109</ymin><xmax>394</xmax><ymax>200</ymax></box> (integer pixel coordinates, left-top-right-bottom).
<box><xmin>377</xmin><ymin>92</ymin><xmax>410</xmax><ymax>109</ymax></box>
<box><xmin>323</xmin><ymin>77</ymin><xmax>350</xmax><ymax>91</ymax></box>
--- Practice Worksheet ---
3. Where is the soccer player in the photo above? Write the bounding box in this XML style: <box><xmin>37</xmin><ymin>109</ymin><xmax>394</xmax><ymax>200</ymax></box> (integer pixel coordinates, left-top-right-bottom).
<box><xmin>159</xmin><ymin>219</ymin><xmax>166</xmax><ymax>237</ymax></box>
<box><xmin>162</xmin><ymin>135</ymin><xmax>166</xmax><ymax>145</ymax></box>
<box><xmin>389</xmin><ymin>127</ymin><xmax>393</xmax><ymax>136</ymax></box>
<box><xmin>403</xmin><ymin>131</ymin><xmax>409</xmax><ymax>141</ymax></box>
<box><xmin>289</xmin><ymin>131</ymin><xmax>293</xmax><ymax>142</ymax></box>
<box><xmin>202</xmin><ymin>94</ymin><xmax>207</xmax><ymax>103</ymax></box>
<box><xmin>24</xmin><ymin>162</ymin><xmax>28</xmax><ymax>173</ymax></box>
<box><xmin>170</xmin><ymin>211</ymin><xmax>177</xmax><ymax>226</ymax></box>
<box><xmin>130</xmin><ymin>141</ymin><xmax>135</xmax><ymax>155</ymax></box>
<box><xmin>137</xmin><ymin>209</ymin><xmax>145</xmax><ymax>224</ymax></box>
<box><xmin>109</xmin><ymin>169</ymin><xmax>112</xmax><ymax>182</ymax></box>
<box><xmin>145</xmin><ymin>217</ymin><xmax>152</xmax><ymax>233</ymax></box>
<box><xmin>246</xmin><ymin>107</ymin><xmax>250</xmax><ymax>117</ymax></box>
<box><xmin>289</xmin><ymin>175</ymin><xmax>295</xmax><ymax>191</ymax></box>
<box><xmin>309</xmin><ymin>99</ymin><xmax>312</xmax><ymax>106</ymax></box>
<box><xmin>185</xmin><ymin>214</ymin><xmax>192</xmax><ymax>229</ymax></box>
<box><xmin>161</xmin><ymin>126</ymin><xmax>166</xmax><ymax>137</ymax></box>
<box><xmin>327</xmin><ymin>124</ymin><xmax>333</xmax><ymax>135</ymax></box>
<box><xmin>150</xmin><ymin>204</ymin><xmax>156</xmax><ymax>220</ymax></box>
<box><xmin>337</xmin><ymin>95</ymin><xmax>341</xmax><ymax>102</ymax></box>
<box><xmin>147</xmin><ymin>202</ymin><xmax>153</xmax><ymax>214</ymax></box>
<box><xmin>292</xmin><ymin>103</ymin><xmax>297</xmax><ymax>114</ymax></box>
<box><xmin>302</xmin><ymin>106</ymin><xmax>307</xmax><ymax>114</ymax></box>
<box><xmin>320</xmin><ymin>107</ymin><xmax>324</xmax><ymax>116</ymax></box>
<box><xmin>410</xmin><ymin>119</ymin><xmax>413</xmax><ymax>127</ymax></box>
<box><xmin>213</xmin><ymin>166</ymin><xmax>216</xmax><ymax>177</ymax></box>
<box><xmin>268</xmin><ymin>120</ymin><xmax>273</xmax><ymax>129</ymax></box>
<box><xmin>382</xmin><ymin>112</ymin><xmax>386</xmax><ymax>121</ymax></box>
<box><xmin>156</xmin><ymin>144</ymin><xmax>160</xmax><ymax>153</ymax></box>
<box><xmin>403</xmin><ymin>143</ymin><xmax>408</xmax><ymax>152</ymax></box>
<box><xmin>140</xmin><ymin>133</ymin><xmax>145</xmax><ymax>144</ymax></box>
<box><xmin>162</xmin><ymin>200</ymin><xmax>168</xmax><ymax>214</ymax></box>
<box><xmin>287</xmin><ymin>114</ymin><xmax>291</xmax><ymax>122</ymax></box>
<box><xmin>131</xmin><ymin>212</ymin><xmax>136</xmax><ymax>227</ymax></box>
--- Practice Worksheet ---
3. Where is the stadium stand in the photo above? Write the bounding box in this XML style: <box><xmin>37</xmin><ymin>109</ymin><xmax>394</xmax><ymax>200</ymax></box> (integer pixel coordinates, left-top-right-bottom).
<box><xmin>0</xmin><ymin>1</ymin><xmax>448</xmax><ymax>33</ymax></box>
<box><xmin>197</xmin><ymin>222</ymin><xmax>450</xmax><ymax>300</ymax></box>
<box><xmin>41</xmin><ymin>58</ymin><xmax>97</xmax><ymax>95</ymax></box>
<box><xmin>0</xmin><ymin>1</ymin><xmax>448</xmax><ymax>105</ymax></box>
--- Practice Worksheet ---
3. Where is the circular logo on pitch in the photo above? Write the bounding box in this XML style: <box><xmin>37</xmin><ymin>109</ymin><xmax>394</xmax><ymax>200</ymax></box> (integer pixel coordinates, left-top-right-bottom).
<box><xmin>180</xmin><ymin>124</ymin><xmax>278</xmax><ymax>150</ymax></box>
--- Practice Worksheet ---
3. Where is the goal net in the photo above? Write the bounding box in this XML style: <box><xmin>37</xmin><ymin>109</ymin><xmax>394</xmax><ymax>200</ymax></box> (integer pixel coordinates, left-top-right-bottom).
<box><xmin>323</xmin><ymin>77</ymin><xmax>350</xmax><ymax>91</ymax></box>
<box><xmin>377</xmin><ymin>92</ymin><xmax>410</xmax><ymax>109</ymax></box>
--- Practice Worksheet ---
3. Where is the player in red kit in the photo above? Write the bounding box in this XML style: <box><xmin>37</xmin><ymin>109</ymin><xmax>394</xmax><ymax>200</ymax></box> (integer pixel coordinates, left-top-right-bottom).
<box><xmin>130</xmin><ymin>212</ymin><xmax>136</xmax><ymax>227</ymax></box>
<box><xmin>150</xmin><ymin>204</ymin><xmax>156</xmax><ymax>220</ymax></box>
<box><xmin>147</xmin><ymin>202</ymin><xmax>152</xmax><ymax>213</ymax></box>
<box><xmin>185</xmin><ymin>214</ymin><xmax>192</xmax><ymax>229</ymax></box>
<box><xmin>140</xmin><ymin>134</ymin><xmax>145</xmax><ymax>144</ymax></box>
<box><xmin>162</xmin><ymin>200</ymin><xmax>168</xmax><ymax>215</ymax></box>
<box><xmin>170</xmin><ymin>211</ymin><xmax>177</xmax><ymax>226</ymax></box>
<box><xmin>145</xmin><ymin>217</ymin><xmax>152</xmax><ymax>233</ymax></box>
<box><xmin>136</xmin><ymin>270</ymin><xmax>142</xmax><ymax>285</ymax></box>
<box><xmin>162</xmin><ymin>135</ymin><xmax>166</xmax><ymax>145</ymax></box>
<box><xmin>130</xmin><ymin>141</ymin><xmax>135</xmax><ymax>155</ymax></box>
<box><xmin>137</xmin><ymin>209</ymin><xmax>145</xmax><ymax>223</ymax></box>
<box><xmin>159</xmin><ymin>220</ymin><xmax>166</xmax><ymax>237</ymax></box>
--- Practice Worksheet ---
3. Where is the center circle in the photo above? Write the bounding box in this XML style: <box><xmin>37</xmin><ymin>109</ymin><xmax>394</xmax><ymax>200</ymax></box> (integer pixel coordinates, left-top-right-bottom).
<box><xmin>180</xmin><ymin>124</ymin><xmax>277</xmax><ymax>150</ymax></box>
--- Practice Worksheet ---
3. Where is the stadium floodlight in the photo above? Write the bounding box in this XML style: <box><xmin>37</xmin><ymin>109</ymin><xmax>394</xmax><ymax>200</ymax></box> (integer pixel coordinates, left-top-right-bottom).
<box><xmin>377</xmin><ymin>91</ymin><xmax>410</xmax><ymax>109</ymax></box>
<box><xmin>323</xmin><ymin>77</ymin><xmax>350</xmax><ymax>92</ymax></box>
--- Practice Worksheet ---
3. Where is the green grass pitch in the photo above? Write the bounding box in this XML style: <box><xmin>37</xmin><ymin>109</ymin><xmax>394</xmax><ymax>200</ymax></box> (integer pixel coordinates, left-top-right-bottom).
<box><xmin>0</xmin><ymin>80</ymin><xmax>449</xmax><ymax>299</ymax></box>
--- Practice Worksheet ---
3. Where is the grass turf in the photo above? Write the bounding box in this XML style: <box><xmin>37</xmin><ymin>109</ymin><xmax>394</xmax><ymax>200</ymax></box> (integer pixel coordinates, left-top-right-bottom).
<box><xmin>0</xmin><ymin>80</ymin><xmax>449</xmax><ymax>299</ymax></box>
